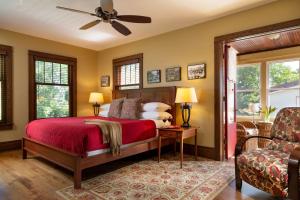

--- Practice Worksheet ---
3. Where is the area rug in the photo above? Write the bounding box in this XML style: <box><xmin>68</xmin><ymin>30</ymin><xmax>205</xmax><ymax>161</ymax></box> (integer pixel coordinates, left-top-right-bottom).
<box><xmin>56</xmin><ymin>155</ymin><xmax>234</xmax><ymax>200</ymax></box>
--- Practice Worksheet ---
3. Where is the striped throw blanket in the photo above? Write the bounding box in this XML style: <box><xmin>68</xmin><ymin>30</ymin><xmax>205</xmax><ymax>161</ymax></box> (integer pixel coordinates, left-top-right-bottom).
<box><xmin>85</xmin><ymin>119</ymin><xmax>122</xmax><ymax>155</ymax></box>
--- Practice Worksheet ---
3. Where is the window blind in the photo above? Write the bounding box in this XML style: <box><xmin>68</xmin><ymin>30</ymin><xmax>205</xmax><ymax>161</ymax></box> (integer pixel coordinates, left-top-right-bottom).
<box><xmin>0</xmin><ymin>54</ymin><xmax>4</xmax><ymax>121</ymax></box>
<box><xmin>113</xmin><ymin>54</ymin><xmax>143</xmax><ymax>91</ymax></box>
<box><xmin>0</xmin><ymin>44</ymin><xmax>13</xmax><ymax>129</ymax></box>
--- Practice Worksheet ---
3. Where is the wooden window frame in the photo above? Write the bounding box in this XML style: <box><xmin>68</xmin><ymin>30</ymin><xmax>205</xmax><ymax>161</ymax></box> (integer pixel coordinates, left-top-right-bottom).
<box><xmin>113</xmin><ymin>53</ymin><xmax>143</xmax><ymax>90</ymax></box>
<box><xmin>28</xmin><ymin>51</ymin><xmax>77</xmax><ymax>121</ymax></box>
<box><xmin>0</xmin><ymin>45</ymin><xmax>13</xmax><ymax>130</ymax></box>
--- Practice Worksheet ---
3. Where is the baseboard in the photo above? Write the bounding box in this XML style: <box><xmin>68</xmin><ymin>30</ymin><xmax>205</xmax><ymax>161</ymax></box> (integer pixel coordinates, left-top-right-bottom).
<box><xmin>183</xmin><ymin>143</ymin><xmax>215</xmax><ymax>160</ymax></box>
<box><xmin>0</xmin><ymin>140</ymin><xmax>22</xmax><ymax>152</ymax></box>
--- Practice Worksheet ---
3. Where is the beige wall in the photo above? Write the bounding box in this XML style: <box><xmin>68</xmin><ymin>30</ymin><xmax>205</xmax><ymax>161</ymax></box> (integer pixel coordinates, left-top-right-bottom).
<box><xmin>0</xmin><ymin>29</ymin><xmax>98</xmax><ymax>142</ymax></box>
<box><xmin>97</xmin><ymin>0</ymin><xmax>300</xmax><ymax>148</ymax></box>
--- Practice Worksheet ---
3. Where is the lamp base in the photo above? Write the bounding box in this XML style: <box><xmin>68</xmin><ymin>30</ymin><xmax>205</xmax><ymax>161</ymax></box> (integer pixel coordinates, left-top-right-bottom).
<box><xmin>181</xmin><ymin>103</ymin><xmax>191</xmax><ymax>128</ymax></box>
<box><xmin>93</xmin><ymin>104</ymin><xmax>100</xmax><ymax>116</ymax></box>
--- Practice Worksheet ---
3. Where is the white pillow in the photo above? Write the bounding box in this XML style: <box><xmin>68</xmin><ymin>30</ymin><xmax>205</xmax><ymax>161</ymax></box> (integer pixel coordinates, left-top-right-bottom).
<box><xmin>140</xmin><ymin>111</ymin><xmax>172</xmax><ymax>120</ymax></box>
<box><xmin>152</xmin><ymin>119</ymin><xmax>171</xmax><ymax>128</ymax></box>
<box><xmin>140</xmin><ymin>119</ymin><xmax>171</xmax><ymax>128</ymax></box>
<box><xmin>99</xmin><ymin>110</ymin><xmax>109</xmax><ymax>117</ymax></box>
<box><xmin>100</xmin><ymin>104</ymin><xmax>110</xmax><ymax>111</ymax></box>
<box><xmin>142</xmin><ymin>102</ymin><xmax>171</xmax><ymax>112</ymax></box>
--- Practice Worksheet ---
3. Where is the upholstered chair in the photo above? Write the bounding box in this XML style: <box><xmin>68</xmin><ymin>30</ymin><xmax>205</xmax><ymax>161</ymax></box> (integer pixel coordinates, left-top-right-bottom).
<box><xmin>235</xmin><ymin>107</ymin><xmax>300</xmax><ymax>199</ymax></box>
<box><xmin>237</xmin><ymin>121</ymin><xmax>258</xmax><ymax>152</ymax></box>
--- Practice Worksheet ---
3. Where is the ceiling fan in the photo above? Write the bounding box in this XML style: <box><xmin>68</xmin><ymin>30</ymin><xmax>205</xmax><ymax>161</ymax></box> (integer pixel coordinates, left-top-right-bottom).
<box><xmin>56</xmin><ymin>0</ymin><xmax>152</xmax><ymax>36</ymax></box>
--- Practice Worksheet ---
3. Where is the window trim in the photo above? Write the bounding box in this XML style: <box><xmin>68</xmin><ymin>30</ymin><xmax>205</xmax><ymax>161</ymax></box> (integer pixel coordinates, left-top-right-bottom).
<box><xmin>113</xmin><ymin>53</ymin><xmax>143</xmax><ymax>90</ymax></box>
<box><xmin>28</xmin><ymin>51</ymin><xmax>77</xmax><ymax>121</ymax></box>
<box><xmin>0</xmin><ymin>45</ymin><xmax>13</xmax><ymax>130</ymax></box>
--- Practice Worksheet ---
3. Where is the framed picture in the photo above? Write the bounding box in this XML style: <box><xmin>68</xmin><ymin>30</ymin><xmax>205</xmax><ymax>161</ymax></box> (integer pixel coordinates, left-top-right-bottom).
<box><xmin>147</xmin><ymin>70</ymin><xmax>161</xmax><ymax>84</ymax></box>
<box><xmin>166</xmin><ymin>66</ymin><xmax>181</xmax><ymax>82</ymax></box>
<box><xmin>187</xmin><ymin>63</ymin><xmax>206</xmax><ymax>80</ymax></box>
<box><xmin>101</xmin><ymin>75</ymin><xmax>110</xmax><ymax>87</ymax></box>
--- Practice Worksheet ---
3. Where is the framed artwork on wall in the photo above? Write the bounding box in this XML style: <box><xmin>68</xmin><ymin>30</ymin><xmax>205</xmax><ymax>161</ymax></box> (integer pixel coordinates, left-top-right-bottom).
<box><xmin>101</xmin><ymin>75</ymin><xmax>110</xmax><ymax>87</ymax></box>
<box><xmin>147</xmin><ymin>70</ymin><xmax>161</xmax><ymax>84</ymax></box>
<box><xmin>166</xmin><ymin>66</ymin><xmax>181</xmax><ymax>82</ymax></box>
<box><xmin>187</xmin><ymin>63</ymin><xmax>206</xmax><ymax>80</ymax></box>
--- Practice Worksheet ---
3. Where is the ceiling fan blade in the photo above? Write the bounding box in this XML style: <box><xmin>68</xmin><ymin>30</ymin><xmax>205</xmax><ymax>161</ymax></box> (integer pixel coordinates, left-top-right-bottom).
<box><xmin>56</xmin><ymin>6</ymin><xmax>96</xmax><ymax>16</ymax></box>
<box><xmin>100</xmin><ymin>0</ymin><xmax>114</xmax><ymax>13</ymax></box>
<box><xmin>117</xmin><ymin>15</ymin><xmax>152</xmax><ymax>23</ymax></box>
<box><xmin>80</xmin><ymin>20</ymin><xmax>101</xmax><ymax>30</ymax></box>
<box><xmin>111</xmin><ymin>21</ymin><xmax>131</xmax><ymax>36</ymax></box>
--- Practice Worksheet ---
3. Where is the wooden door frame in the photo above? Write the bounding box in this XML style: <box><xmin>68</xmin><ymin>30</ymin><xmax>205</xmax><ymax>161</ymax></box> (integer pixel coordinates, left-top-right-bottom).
<box><xmin>214</xmin><ymin>18</ymin><xmax>300</xmax><ymax>161</ymax></box>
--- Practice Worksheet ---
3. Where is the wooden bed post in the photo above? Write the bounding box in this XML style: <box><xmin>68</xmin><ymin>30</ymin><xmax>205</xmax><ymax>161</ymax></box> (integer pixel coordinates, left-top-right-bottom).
<box><xmin>74</xmin><ymin>158</ymin><xmax>82</xmax><ymax>189</ymax></box>
<box><xmin>22</xmin><ymin>138</ymin><xmax>27</xmax><ymax>159</ymax></box>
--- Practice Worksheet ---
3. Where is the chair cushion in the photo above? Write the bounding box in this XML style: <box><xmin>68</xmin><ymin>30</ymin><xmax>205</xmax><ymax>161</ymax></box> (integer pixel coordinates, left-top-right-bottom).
<box><xmin>237</xmin><ymin>148</ymin><xmax>289</xmax><ymax>197</ymax></box>
<box><xmin>271</xmin><ymin>107</ymin><xmax>300</xmax><ymax>142</ymax></box>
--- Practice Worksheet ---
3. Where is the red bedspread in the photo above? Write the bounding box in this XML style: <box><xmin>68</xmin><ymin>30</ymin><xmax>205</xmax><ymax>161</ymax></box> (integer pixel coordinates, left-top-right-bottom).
<box><xmin>26</xmin><ymin>116</ymin><xmax>156</xmax><ymax>156</ymax></box>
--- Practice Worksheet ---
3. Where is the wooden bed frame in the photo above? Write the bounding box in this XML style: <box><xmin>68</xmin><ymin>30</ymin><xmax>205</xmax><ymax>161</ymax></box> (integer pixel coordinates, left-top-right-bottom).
<box><xmin>22</xmin><ymin>86</ymin><xmax>177</xmax><ymax>189</ymax></box>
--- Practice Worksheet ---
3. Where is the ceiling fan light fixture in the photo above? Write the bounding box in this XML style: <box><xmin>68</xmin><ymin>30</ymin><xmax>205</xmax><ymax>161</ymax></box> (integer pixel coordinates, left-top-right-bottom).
<box><xmin>81</xmin><ymin>32</ymin><xmax>113</xmax><ymax>42</ymax></box>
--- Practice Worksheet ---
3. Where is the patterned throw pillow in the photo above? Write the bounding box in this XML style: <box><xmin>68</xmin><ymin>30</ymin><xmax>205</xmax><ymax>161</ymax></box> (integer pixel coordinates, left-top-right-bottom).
<box><xmin>108</xmin><ymin>98</ymin><xmax>125</xmax><ymax>118</ymax></box>
<box><xmin>120</xmin><ymin>98</ymin><xmax>142</xmax><ymax>119</ymax></box>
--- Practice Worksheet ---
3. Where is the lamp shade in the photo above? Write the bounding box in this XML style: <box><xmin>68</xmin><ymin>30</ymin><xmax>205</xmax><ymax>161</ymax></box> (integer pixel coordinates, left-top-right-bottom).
<box><xmin>89</xmin><ymin>92</ymin><xmax>104</xmax><ymax>104</ymax></box>
<box><xmin>175</xmin><ymin>88</ymin><xmax>198</xmax><ymax>103</ymax></box>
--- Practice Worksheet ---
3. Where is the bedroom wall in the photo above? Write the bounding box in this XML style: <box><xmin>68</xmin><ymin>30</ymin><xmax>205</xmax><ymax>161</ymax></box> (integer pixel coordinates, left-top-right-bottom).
<box><xmin>0</xmin><ymin>29</ymin><xmax>98</xmax><ymax>142</ymax></box>
<box><xmin>97</xmin><ymin>0</ymin><xmax>300</xmax><ymax>148</ymax></box>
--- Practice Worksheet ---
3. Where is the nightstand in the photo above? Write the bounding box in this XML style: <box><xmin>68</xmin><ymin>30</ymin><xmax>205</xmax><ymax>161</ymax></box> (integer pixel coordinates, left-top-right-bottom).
<box><xmin>158</xmin><ymin>127</ymin><xmax>198</xmax><ymax>168</ymax></box>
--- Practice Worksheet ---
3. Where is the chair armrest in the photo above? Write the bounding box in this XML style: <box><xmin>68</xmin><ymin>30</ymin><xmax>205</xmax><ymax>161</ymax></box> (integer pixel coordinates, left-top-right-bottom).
<box><xmin>288</xmin><ymin>147</ymin><xmax>300</xmax><ymax>199</ymax></box>
<box><xmin>235</xmin><ymin>135</ymin><xmax>272</xmax><ymax>157</ymax></box>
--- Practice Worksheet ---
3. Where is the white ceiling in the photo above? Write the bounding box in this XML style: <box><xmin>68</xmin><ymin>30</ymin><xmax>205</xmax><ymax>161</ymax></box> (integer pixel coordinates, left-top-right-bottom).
<box><xmin>0</xmin><ymin>0</ymin><xmax>276</xmax><ymax>51</ymax></box>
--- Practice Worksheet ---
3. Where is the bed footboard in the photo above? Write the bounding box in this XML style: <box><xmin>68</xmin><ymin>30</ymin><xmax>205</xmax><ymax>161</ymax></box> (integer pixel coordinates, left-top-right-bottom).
<box><xmin>22</xmin><ymin>137</ymin><xmax>83</xmax><ymax>189</ymax></box>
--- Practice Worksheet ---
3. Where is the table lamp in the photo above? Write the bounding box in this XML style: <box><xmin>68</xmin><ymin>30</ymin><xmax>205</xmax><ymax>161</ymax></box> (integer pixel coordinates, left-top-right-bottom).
<box><xmin>89</xmin><ymin>92</ymin><xmax>104</xmax><ymax>116</ymax></box>
<box><xmin>175</xmin><ymin>88</ymin><xmax>198</xmax><ymax>128</ymax></box>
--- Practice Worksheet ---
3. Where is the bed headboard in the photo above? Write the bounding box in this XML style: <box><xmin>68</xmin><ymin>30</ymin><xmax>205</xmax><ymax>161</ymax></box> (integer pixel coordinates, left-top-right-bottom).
<box><xmin>112</xmin><ymin>86</ymin><xmax>177</xmax><ymax>123</ymax></box>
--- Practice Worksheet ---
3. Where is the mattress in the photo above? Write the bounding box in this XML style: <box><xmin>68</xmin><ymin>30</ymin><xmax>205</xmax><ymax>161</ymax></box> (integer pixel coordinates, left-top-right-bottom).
<box><xmin>26</xmin><ymin>116</ymin><xmax>157</xmax><ymax>156</ymax></box>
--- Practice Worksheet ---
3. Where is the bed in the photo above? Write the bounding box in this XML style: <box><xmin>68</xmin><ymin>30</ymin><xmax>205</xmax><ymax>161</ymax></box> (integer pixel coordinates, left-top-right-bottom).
<box><xmin>22</xmin><ymin>86</ymin><xmax>176</xmax><ymax>189</ymax></box>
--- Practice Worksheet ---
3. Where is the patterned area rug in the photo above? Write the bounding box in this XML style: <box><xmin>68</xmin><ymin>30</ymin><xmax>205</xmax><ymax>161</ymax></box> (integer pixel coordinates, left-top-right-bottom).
<box><xmin>56</xmin><ymin>155</ymin><xmax>234</xmax><ymax>200</ymax></box>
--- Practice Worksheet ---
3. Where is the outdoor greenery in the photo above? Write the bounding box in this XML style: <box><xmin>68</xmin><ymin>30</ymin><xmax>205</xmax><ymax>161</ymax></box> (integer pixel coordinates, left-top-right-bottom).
<box><xmin>35</xmin><ymin>61</ymin><xmax>70</xmax><ymax>119</ymax></box>
<box><xmin>237</xmin><ymin>62</ymin><xmax>299</xmax><ymax>116</ymax></box>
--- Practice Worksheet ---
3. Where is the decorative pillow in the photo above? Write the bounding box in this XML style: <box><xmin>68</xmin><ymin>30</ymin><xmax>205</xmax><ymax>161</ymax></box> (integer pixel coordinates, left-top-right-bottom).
<box><xmin>100</xmin><ymin>104</ymin><xmax>110</xmax><ymax>111</ymax></box>
<box><xmin>139</xmin><ymin>111</ymin><xmax>172</xmax><ymax>120</ymax></box>
<box><xmin>108</xmin><ymin>98</ymin><xmax>125</xmax><ymax>118</ymax></box>
<box><xmin>142</xmin><ymin>102</ymin><xmax>171</xmax><ymax>112</ymax></box>
<box><xmin>98</xmin><ymin>110</ymin><xmax>108</xmax><ymax>117</ymax></box>
<box><xmin>120</xmin><ymin>98</ymin><xmax>142</xmax><ymax>119</ymax></box>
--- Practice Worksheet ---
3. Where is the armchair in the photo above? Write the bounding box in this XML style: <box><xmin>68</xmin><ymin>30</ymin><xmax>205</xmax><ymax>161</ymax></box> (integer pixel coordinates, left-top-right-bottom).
<box><xmin>235</xmin><ymin>107</ymin><xmax>300</xmax><ymax>199</ymax></box>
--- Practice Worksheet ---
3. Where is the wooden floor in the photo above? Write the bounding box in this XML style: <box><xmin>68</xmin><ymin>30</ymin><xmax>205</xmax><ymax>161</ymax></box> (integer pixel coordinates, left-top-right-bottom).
<box><xmin>0</xmin><ymin>150</ymin><xmax>276</xmax><ymax>200</ymax></box>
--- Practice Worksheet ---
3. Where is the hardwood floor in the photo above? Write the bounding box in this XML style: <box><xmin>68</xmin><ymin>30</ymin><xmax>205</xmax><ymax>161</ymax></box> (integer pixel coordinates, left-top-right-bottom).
<box><xmin>0</xmin><ymin>150</ymin><xmax>276</xmax><ymax>200</ymax></box>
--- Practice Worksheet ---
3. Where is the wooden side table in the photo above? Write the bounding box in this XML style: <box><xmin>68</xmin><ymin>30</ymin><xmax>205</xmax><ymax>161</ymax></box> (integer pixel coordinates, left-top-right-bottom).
<box><xmin>158</xmin><ymin>127</ymin><xmax>197</xmax><ymax>168</ymax></box>
<box><xmin>256</xmin><ymin>122</ymin><xmax>273</xmax><ymax>148</ymax></box>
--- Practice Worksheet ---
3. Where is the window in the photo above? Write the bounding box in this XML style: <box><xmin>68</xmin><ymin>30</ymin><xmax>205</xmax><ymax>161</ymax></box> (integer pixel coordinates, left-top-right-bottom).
<box><xmin>268</xmin><ymin>59</ymin><xmax>300</xmax><ymax>117</ymax></box>
<box><xmin>29</xmin><ymin>51</ymin><xmax>77</xmax><ymax>121</ymax></box>
<box><xmin>236</xmin><ymin>63</ymin><xmax>261</xmax><ymax>116</ymax></box>
<box><xmin>0</xmin><ymin>45</ymin><xmax>12</xmax><ymax>130</ymax></box>
<box><xmin>113</xmin><ymin>54</ymin><xmax>143</xmax><ymax>90</ymax></box>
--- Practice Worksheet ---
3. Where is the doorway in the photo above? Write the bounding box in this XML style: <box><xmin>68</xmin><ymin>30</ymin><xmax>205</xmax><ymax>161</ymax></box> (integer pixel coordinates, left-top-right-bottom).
<box><xmin>214</xmin><ymin>18</ymin><xmax>300</xmax><ymax>160</ymax></box>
